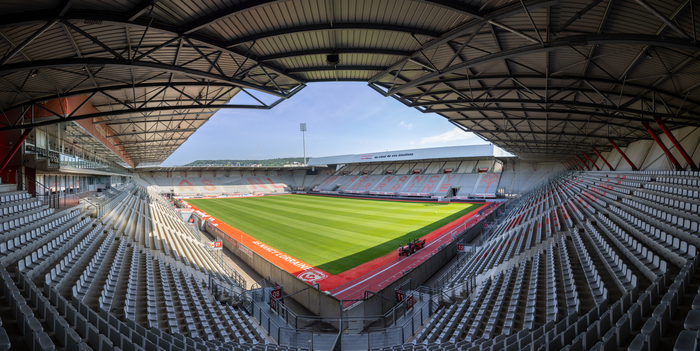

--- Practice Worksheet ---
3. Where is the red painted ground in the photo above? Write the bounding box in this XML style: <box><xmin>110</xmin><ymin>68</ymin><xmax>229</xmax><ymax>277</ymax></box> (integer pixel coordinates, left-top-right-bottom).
<box><xmin>184</xmin><ymin>196</ymin><xmax>501</xmax><ymax>299</ymax></box>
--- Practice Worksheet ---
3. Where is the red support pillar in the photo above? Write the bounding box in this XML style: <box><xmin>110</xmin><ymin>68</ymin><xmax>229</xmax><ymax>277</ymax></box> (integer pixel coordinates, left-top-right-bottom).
<box><xmin>592</xmin><ymin>147</ymin><xmax>614</xmax><ymax>171</ymax></box>
<box><xmin>576</xmin><ymin>155</ymin><xmax>591</xmax><ymax>170</ymax></box>
<box><xmin>0</xmin><ymin>128</ymin><xmax>31</xmax><ymax>176</ymax></box>
<box><xmin>609</xmin><ymin>139</ymin><xmax>638</xmax><ymax>171</ymax></box>
<box><xmin>563</xmin><ymin>161</ymin><xmax>572</xmax><ymax>170</ymax></box>
<box><xmin>572</xmin><ymin>158</ymin><xmax>583</xmax><ymax>170</ymax></box>
<box><xmin>655</xmin><ymin>118</ymin><xmax>697</xmax><ymax>169</ymax></box>
<box><xmin>583</xmin><ymin>152</ymin><xmax>600</xmax><ymax>170</ymax></box>
<box><xmin>643</xmin><ymin>122</ymin><xmax>682</xmax><ymax>170</ymax></box>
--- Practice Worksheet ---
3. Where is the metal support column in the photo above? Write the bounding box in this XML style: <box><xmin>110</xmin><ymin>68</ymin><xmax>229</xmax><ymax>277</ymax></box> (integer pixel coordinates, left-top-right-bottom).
<box><xmin>609</xmin><ymin>139</ymin><xmax>638</xmax><ymax>171</ymax></box>
<box><xmin>655</xmin><ymin>118</ymin><xmax>698</xmax><ymax>169</ymax></box>
<box><xmin>576</xmin><ymin>155</ymin><xmax>591</xmax><ymax>170</ymax></box>
<box><xmin>592</xmin><ymin>147</ymin><xmax>614</xmax><ymax>171</ymax></box>
<box><xmin>583</xmin><ymin>153</ymin><xmax>600</xmax><ymax>170</ymax></box>
<box><xmin>570</xmin><ymin>157</ymin><xmax>582</xmax><ymax>170</ymax></box>
<box><xmin>643</xmin><ymin>122</ymin><xmax>682</xmax><ymax>170</ymax></box>
<box><xmin>0</xmin><ymin>128</ymin><xmax>32</xmax><ymax>175</ymax></box>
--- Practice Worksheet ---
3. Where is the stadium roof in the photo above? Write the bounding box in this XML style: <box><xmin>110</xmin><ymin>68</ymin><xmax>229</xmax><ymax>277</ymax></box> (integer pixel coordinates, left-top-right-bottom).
<box><xmin>308</xmin><ymin>144</ymin><xmax>512</xmax><ymax>165</ymax></box>
<box><xmin>1</xmin><ymin>0</ymin><xmax>699</xmax><ymax>165</ymax></box>
<box><xmin>135</xmin><ymin>165</ymin><xmax>324</xmax><ymax>171</ymax></box>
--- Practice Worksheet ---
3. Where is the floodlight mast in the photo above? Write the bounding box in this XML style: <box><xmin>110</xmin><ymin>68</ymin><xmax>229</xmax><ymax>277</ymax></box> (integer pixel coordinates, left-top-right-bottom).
<box><xmin>300</xmin><ymin>123</ymin><xmax>307</xmax><ymax>165</ymax></box>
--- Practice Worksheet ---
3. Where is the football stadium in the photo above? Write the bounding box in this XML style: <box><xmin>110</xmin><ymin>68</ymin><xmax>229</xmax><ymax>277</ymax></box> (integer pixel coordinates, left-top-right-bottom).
<box><xmin>0</xmin><ymin>0</ymin><xmax>700</xmax><ymax>350</ymax></box>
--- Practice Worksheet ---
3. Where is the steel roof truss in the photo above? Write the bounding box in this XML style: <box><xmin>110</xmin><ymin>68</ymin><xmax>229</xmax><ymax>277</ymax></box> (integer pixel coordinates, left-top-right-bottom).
<box><xmin>109</xmin><ymin>128</ymin><xmax>196</xmax><ymax>138</ymax></box>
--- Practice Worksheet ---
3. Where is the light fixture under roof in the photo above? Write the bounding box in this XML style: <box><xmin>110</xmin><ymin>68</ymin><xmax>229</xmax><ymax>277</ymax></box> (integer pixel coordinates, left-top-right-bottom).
<box><xmin>326</xmin><ymin>53</ymin><xmax>340</xmax><ymax>65</ymax></box>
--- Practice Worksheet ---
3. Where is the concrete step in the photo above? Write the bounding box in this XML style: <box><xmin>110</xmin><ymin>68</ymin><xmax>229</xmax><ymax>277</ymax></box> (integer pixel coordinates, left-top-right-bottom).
<box><xmin>0</xmin><ymin>183</ymin><xmax>17</xmax><ymax>193</ymax></box>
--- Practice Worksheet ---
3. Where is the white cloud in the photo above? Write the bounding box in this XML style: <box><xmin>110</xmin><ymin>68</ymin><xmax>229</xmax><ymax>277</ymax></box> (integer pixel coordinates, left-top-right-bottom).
<box><xmin>419</xmin><ymin>127</ymin><xmax>474</xmax><ymax>144</ymax></box>
<box><xmin>399</xmin><ymin>121</ymin><xmax>413</xmax><ymax>129</ymax></box>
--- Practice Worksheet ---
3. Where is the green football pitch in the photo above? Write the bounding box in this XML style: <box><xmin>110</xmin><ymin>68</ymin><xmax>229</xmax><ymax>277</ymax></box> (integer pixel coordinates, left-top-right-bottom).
<box><xmin>187</xmin><ymin>195</ymin><xmax>479</xmax><ymax>274</ymax></box>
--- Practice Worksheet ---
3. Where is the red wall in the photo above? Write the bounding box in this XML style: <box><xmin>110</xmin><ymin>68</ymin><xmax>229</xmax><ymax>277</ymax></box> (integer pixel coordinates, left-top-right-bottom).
<box><xmin>0</xmin><ymin>129</ymin><xmax>23</xmax><ymax>184</ymax></box>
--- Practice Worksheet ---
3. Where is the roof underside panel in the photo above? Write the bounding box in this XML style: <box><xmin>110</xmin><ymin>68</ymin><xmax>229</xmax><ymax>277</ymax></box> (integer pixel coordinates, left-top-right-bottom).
<box><xmin>0</xmin><ymin>0</ymin><xmax>698</xmax><ymax>165</ymax></box>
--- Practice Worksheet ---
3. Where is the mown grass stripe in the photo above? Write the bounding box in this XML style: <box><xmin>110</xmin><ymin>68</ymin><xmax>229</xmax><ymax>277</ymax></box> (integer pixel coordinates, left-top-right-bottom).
<box><xmin>188</xmin><ymin>195</ymin><xmax>478</xmax><ymax>274</ymax></box>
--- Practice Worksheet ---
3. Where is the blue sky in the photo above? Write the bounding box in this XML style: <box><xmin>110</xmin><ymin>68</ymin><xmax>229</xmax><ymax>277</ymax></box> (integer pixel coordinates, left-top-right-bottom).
<box><xmin>161</xmin><ymin>82</ymin><xmax>486</xmax><ymax>166</ymax></box>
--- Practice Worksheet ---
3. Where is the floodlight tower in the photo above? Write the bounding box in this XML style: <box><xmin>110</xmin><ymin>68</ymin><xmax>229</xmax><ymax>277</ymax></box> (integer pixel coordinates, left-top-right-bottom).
<box><xmin>300</xmin><ymin>123</ymin><xmax>307</xmax><ymax>165</ymax></box>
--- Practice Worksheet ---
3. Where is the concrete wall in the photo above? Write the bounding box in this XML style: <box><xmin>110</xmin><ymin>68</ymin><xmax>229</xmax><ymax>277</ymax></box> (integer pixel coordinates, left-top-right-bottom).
<box><xmin>597</xmin><ymin>126</ymin><xmax>700</xmax><ymax>171</ymax></box>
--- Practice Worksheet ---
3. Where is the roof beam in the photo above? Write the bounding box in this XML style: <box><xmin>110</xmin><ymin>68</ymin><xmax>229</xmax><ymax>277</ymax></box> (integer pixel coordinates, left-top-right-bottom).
<box><xmin>449</xmin><ymin>116</ymin><xmax>648</xmax><ymax>131</ymax></box>
<box><xmin>620</xmin><ymin>51</ymin><xmax>700</xmax><ymax>109</ymax></box>
<box><xmin>1</xmin><ymin>82</ymin><xmax>237</xmax><ymax>113</ymax></box>
<box><xmin>182</xmin><ymin>0</ymin><xmax>284</xmax><ymax>35</ymax></box>
<box><xmin>557</xmin><ymin>0</ymin><xmax>606</xmax><ymax>33</ymax></box>
<box><xmin>99</xmin><ymin>114</ymin><xmax>207</xmax><ymax>125</ymax></box>
<box><xmin>407</xmin><ymin>0</ymin><xmax>482</xmax><ymax>17</ymax></box>
<box><xmin>0</xmin><ymin>57</ymin><xmax>287</xmax><ymax>98</ymax></box>
<box><xmin>385</xmin><ymin>34</ymin><xmax>700</xmax><ymax>96</ymax></box>
<box><xmin>462</xmin><ymin>128</ymin><xmax>641</xmax><ymax>140</ymax></box>
<box><xmin>396</xmin><ymin>74</ymin><xmax>700</xmax><ymax>109</ymax></box>
<box><xmin>126</xmin><ymin>0</ymin><xmax>157</xmax><ymax>22</ymax></box>
<box><xmin>108</xmin><ymin>128</ymin><xmax>197</xmax><ymax>137</ymax></box>
<box><xmin>0</xmin><ymin>14</ymin><xmax>305</xmax><ymax>84</ymax></box>
<box><xmin>117</xmin><ymin>138</ymin><xmax>188</xmax><ymax>145</ymax></box>
<box><xmin>369</xmin><ymin>0</ymin><xmax>558</xmax><ymax>83</ymax></box>
<box><xmin>413</xmin><ymin>99</ymin><xmax>696</xmax><ymax>123</ymax></box>
<box><xmin>57</xmin><ymin>0</ymin><xmax>75</xmax><ymax>16</ymax></box>
<box><xmin>0</xmin><ymin>20</ymin><xmax>58</xmax><ymax>65</ymax></box>
<box><xmin>618</xmin><ymin>0</ymin><xmax>690</xmax><ymax>79</ymax></box>
<box><xmin>0</xmin><ymin>103</ymin><xmax>271</xmax><ymax>132</ymax></box>
<box><xmin>432</xmin><ymin>105</ymin><xmax>700</xmax><ymax>125</ymax></box>
<box><xmin>633</xmin><ymin>0</ymin><xmax>691</xmax><ymax>39</ymax></box>
<box><xmin>224</xmin><ymin>23</ymin><xmax>442</xmax><ymax>48</ymax></box>
<box><xmin>121</xmin><ymin>145</ymin><xmax>180</xmax><ymax>150</ymax></box>
<box><xmin>259</xmin><ymin>48</ymin><xmax>414</xmax><ymax>61</ymax></box>
<box><xmin>286</xmin><ymin>65</ymin><xmax>386</xmax><ymax>73</ymax></box>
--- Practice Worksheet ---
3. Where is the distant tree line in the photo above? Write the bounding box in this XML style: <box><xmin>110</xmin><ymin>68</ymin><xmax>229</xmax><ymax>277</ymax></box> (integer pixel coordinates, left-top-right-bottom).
<box><xmin>184</xmin><ymin>157</ymin><xmax>305</xmax><ymax>167</ymax></box>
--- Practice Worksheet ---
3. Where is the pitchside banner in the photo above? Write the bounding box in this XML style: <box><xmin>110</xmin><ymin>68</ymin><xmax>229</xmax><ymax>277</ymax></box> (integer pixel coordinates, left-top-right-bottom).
<box><xmin>207</xmin><ymin>221</ymin><xmax>253</xmax><ymax>258</ymax></box>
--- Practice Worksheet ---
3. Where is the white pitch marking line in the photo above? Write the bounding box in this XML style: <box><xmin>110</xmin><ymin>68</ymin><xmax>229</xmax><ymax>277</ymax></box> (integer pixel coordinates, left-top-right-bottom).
<box><xmin>333</xmin><ymin>215</ymin><xmax>481</xmax><ymax>296</ymax></box>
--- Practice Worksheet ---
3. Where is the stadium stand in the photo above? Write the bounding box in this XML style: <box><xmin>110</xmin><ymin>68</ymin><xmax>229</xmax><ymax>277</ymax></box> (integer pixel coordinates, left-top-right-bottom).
<box><xmin>398</xmin><ymin>174</ymin><xmax>445</xmax><ymax>196</ymax></box>
<box><xmin>471</xmin><ymin>173</ymin><xmax>502</xmax><ymax>198</ymax></box>
<box><xmin>452</xmin><ymin>174</ymin><xmax>482</xmax><ymax>199</ymax></box>
<box><xmin>142</xmin><ymin>171</ymin><xmax>304</xmax><ymax>197</ymax></box>
<box><xmin>344</xmin><ymin>175</ymin><xmax>385</xmax><ymax>194</ymax></box>
<box><xmin>0</xmin><ymin>180</ymin><xmax>264</xmax><ymax>351</ymax></box>
<box><xmin>313</xmin><ymin>161</ymin><xmax>505</xmax><ymax>198</ymax></box>
<box><xmin>1</xmin><ymin>0</ymin><xmax>700</xmax><ymax>347</ymax></box>
<box><xmin>218</xmin><ymin>176</ymin><xmax>255</xmax><ymax>195</ymax></box>
<box><xmin>1</xmin><ymin>162</ymin><xmax>699</xmax><ymax>351</ymax></box>
<box><xmin>369</xmin><ymin>175</ymin><xmax>411</xmax><ymax>195</ymax></box>
<box><xmin>410</xmin><ymin>169</ymin><xmax>698</xmax><ymax>351</ymax></box>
